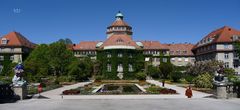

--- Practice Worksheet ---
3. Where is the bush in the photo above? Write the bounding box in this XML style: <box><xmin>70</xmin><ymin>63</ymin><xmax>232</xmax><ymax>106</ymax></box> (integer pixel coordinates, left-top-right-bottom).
<box><xmin>224</xmin><ymin>68</ymin><xmax>235</xmax><ymax>76</ymax></box>
<box><xmin>171</xmin><ymin>71</ymin><xmax>182</xmax><ymax>82</ymax></box>
<box><xmin>57</xmin><ymin>76</ymin><xmax>71</xmax><ymax>82</ymax></box>
<box><xmin>135</xmin><ymin>72</ymin><xmax>147</xmax><ymax>80</ymax></box>
<box><xmin>193</xmin><ymin>73</ymin><xmax>213</xmax><ymax>88</ymax></box>
<box><xmin>147</xmin><ymin>65</ymin><xmax>160</xmax><ymax>78</ymax></box>
<box><xmin>95</xmin><ymin>75</ymin><xmax>103</xmax><ymax>81</ymax></box>
<box><xmin>185</xmin><ymin>75</ymin><xmax>194</xmax><ymax>83</ymax></box>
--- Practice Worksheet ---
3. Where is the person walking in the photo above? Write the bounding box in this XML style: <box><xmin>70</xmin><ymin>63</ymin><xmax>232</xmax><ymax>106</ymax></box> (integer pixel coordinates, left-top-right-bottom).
<box><xmin>185</xmin><ymin>85</ymin><xmax>193</xmax><ymax>98</ymax></box>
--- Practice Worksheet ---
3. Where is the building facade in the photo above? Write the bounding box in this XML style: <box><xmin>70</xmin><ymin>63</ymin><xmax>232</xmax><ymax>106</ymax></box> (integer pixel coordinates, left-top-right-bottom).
<box><xmin>72</xmin><ymin>12</ymin><xmax>173</xmax><ymax>79</ymax></box>
<box><xmin>0</xmin><ymin>32</ymin><xmax>35</xmax><ymax>63</ymax></box>
<box><xmin>164</xmin><ymin>43</ymin><xmax>195</xmax><ymax>66</ymax></box>
<box><xmin>192</xmin><ymin>26</ymin><xmax>240</xmax><ymax>74</ymax></box>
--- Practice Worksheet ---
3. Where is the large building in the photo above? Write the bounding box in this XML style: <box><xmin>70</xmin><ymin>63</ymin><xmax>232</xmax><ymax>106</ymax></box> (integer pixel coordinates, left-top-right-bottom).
<box><xmin>192</xmin><ymin>26</ymin><xmax>240</xmax><ymax>74</ymax></box>
<box><xmin>72</xmin><ymin>11</ymin><xmax>174</xmax><ymax>79</ymax></box>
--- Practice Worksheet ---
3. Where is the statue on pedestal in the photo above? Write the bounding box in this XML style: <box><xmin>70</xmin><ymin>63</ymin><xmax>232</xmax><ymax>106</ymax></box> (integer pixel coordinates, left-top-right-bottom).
<box><xmin>214</xmin><ymin>65</ymin><xmax>224</xmax><ymax>82</ymax></box>
<box><xmin>12</xmin><ymin>63</ymin><xmax>26</xmax><ymax>86</ymax></box>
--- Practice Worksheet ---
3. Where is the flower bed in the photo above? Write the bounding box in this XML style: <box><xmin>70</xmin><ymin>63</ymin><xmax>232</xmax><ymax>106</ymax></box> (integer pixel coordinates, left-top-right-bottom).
<box><xmin>146</xmin><ymin>85</ymin><xmax>177</xmax><ymax>94</ymax></box>
<box><xmin>62</xmin><ymin>89</ymin><xmax>80</xmax><ymax>95</ymax></box>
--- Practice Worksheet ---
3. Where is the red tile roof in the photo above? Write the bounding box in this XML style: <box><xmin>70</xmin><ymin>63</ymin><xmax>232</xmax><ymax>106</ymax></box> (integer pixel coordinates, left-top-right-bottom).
<box><xmin>193</xmin><ymin>26</ymin><xmax>240</xmax><ymax>49</ymax></box>
<box><xmin>100</xmin><ymin>35</ymin><xmax>140</xmax><ymax>49</ymax></box>
<box><xmin>163</xmin><ymin>43</ymin><xmax>194</xmax><ymax>56</ymax></box>
<box><xmin>0</xmin><ymin>31</ymin><xmax>36</xmax><ymax>48</ymax></box>
<box><xmin>109</xmin><ymin>19</ymin><xmax>130</xmax><ymax>27</ymax></box>
<box><xmin>73</xmin><ymin>41</ymin><xmax>99</xmax><ymax>50</ymax></box>
<box><xmin>140</xmin><ymin>41</ymin><xmax>168</xmax><ymax>50</ymax></box>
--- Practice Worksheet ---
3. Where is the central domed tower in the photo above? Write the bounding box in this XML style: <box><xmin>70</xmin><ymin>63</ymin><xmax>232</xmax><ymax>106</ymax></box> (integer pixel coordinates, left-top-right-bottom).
<box><xmin>106</xmin><ymin>11</ymin><xmax>133</xmax><ymax>38</ymax></box>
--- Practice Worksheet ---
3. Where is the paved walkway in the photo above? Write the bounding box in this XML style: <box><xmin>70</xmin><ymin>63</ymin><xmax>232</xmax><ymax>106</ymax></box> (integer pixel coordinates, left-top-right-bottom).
<box><xmin>2</xmin><ymin>98</ymin><xmax>240</xmax><ymax>110</ymax></box>
<box><xmin>38</xmin><ymin>81</ymin><xmax>92</xmax><ymax>99</ymax></box>
<box><xmin>38</xmin><ymin>80</ymin><xmax>212</xmax><ymax>99</ymax></box>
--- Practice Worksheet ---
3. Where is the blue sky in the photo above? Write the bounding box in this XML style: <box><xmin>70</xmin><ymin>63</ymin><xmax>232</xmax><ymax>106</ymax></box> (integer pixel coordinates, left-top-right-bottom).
<box><xmin>0</xmin><ymin>0</ymin><xmax>240</xmax><ymax>44</ymax></box>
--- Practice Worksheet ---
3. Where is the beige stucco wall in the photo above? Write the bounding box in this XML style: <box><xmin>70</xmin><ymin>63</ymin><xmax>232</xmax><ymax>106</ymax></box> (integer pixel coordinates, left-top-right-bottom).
<box><xmin>0</xmin><ymin>47</ymin><xmax>22</xmax><ymax>53</ymax></box>
<box><xmin>170</xmin><ymin>57</ymin><xmax>195</xmax><ymax>66</ymax></box>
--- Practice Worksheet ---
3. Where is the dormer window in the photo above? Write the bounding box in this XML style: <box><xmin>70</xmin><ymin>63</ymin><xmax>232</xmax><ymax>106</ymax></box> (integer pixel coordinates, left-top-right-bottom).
<box><xmin>232</xmin><ymin>35</ymin><xmax>239</xmax><ymax>41</ymax></box>
<box><xmin>1</xmin><ymin>38</ymin><xmax>8</xmax><ymax>44</ymax></box>
<box><xmin>116</xmin><ymin>38</ymin><xmax>124</xmax><ymax>44</ymax></box>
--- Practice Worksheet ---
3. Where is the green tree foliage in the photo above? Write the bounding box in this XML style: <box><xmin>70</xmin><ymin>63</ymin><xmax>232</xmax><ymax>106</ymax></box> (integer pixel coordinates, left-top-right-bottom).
<box><xmin>68</xmin><ymin>58</ymin><xmax>93</xmax><ymax>81</ymax></box>
<box><xmin>186</xmin><ymin>60</ymin><xmax>223</xmax><ymax>76</ymax></box>
<box><xmin>135</xmin><ymin>72</ymin><xmax>147</xmax><ymax>80</ymax></box>
<box><xmin>48</xmin><ymin>42</ymin><xmax>75</xmax><ymax>76</ymax></box>
<box><xmin>24</xmin><ymin>44</ymin><xmax>50</xmax><ymax>81</ymax></box>
<box><xmin>192</xmin><ymin>72</ymin><xmax>213</xmax><ymax>88</ymax></box>
<box><xmin>159</xmin><ymin>62</ymin><xmax>173</xmax><ymax>79</ymax></box>
<box><xmin>24</xmin><ymin>41</ymin><xmax>92</xmax><ymax>82</ymax></box>
<box><xmin>1</xmin><ymin>56</ymin><xmax>16</xmax><ymax>77</ymax></box>
<box><xmin>147</xmin><ymin>65</ymin><xmax>160</xmax><ymax>78</ymax></box>
<box><xmin>170</xmin><ymin>71</ymin><xmax>182</xmax><ymax>82</ymax></box>
<box><xmin>223</xmin><ymin>68</ymin><xmax>235</xmax><ymax>76</ymax></box>
<box><xmin>57</xmin><ymin>38</ymin><xmax>73</xmax><ymax>44</ymax></box>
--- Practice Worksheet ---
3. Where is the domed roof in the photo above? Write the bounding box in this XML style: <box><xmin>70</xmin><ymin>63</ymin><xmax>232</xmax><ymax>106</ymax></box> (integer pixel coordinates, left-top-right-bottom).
<box><xmin>115</xmin><ymin>11</ymin><xmax>124</xmax><ymax>18</ymax></box>
<box><xmin>108</xmin><ymin>11</ymin><xmax>130</xmax><ymax>27</ymax></box>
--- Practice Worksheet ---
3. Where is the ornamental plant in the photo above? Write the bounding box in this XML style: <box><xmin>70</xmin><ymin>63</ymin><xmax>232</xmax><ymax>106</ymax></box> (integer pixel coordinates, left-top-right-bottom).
<box><xmin>135</xmin><ymin>72</ymin><xmax>147</xmax><ymax>80</ymax></box>
<box><xmin>192</xmin><ymin>72</ymin><xmax>213</xmax><ymax>88</ymax></box>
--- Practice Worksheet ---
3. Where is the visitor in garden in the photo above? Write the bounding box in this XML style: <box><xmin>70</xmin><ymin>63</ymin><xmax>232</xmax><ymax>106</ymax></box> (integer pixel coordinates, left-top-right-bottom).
<box><xmin>185</xmin><ymin>85</ymin><xmax>193</xmax><ymax>98</ymax></box>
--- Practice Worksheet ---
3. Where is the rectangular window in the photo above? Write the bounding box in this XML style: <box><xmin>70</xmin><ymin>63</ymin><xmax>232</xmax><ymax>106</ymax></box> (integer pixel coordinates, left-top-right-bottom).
<box><xmin>10</xmin><ymin>56</ymin><xmax>14</xmax><ymax>60</ymax></box>
<box><xmin>234</xmin><ymin>52</ymin><xmax>238</xmax><ymax>58</ymax></box>
<box><xmin>224</xmin><ymin>62</ymin><xmax>229</xmax><ymax>68</ymax></box>
<box><xmin>128</xmin><ymin>64</ymin><xmax>133</xmax><ymax>72</ymax></box>
<box><xmin>156</xmin><ymin>58</ymin><xmax>160</xmax><ymax>62</ymax></box>
<box><xmin>224</xmin><ymin>53</ymin><xmax>229</xmax><ymax>59</ymax></box>
<box><xmin>107</xmin><ymin>54</ymin><xmax>111</xmax><ymax>58</ymax></box>
<box><xmin>107</xmin><ymin>64</ymin><xmax>111</xmax><ymax>72</ymax></box>
<box><xmin>1</xmin><ymin>38</ymin><xmax>7</xmax><ymax>44</ymax></box>
<box><xmin>163</xmin><ymin>58</ymin><xmax>167</xmax><ymax>62</ymax></box>
<box><xmin>182</xmin><ymin>51</ymin><xmax>187</xmax><ymax>54</ymax></box>
<box><xmin>224</xmin><ymin>44</ymin><xmax>229</xmax><ymax>49</ymax></box>
<box><xmin>0</xmin><ymin>56</ymin><xmax>4</xmax><ymax>61</ymax></box>
<box><xmin>176</xmin><ymin>51</ymin><xmax>180</xmax><ymax>54</ymax></box>
<box><xmin>10</xmin><ymin>48</ymin><xmax>14</xmax><ymax>52</ymax></box>
<box><xmin>178</xmin><ymin>58</ymin><xmax>182</xmax><ymax>61</ymax></box>
<box><xmin>129</xmin><ymin>54</ymin><xmax>133</xmax><ymax>58</ymax></box>
<box><xmin>184</xmin><ymin>58</ymin><xmax>189</xmax><ymax>62</ymax></box>
<box><xmin>118</xmin><ymin>53</ymin><xmax>123</xmax><ymax>57</ymax></box>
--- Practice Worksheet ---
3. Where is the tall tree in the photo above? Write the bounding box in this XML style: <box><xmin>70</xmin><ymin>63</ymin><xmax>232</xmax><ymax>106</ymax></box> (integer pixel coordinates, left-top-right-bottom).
<box><xmin>159</xmin><ymin>62</ymin><xmax>173</xmax><ymax>79</ymax></box>
<box><xmin>24</xmin><ymin>44</ymin><xmax>50</xmax><ymax>80</ymax></box>
<box><xmin>185</xmin><ymin>60</ymin><xmax>223</xmax><ymax>76</ymax></box>
<box><xmin>68</xmin><ymin>57</ymin><xmax>93</xmax><ymax>81</ymax></box>
<box><xmin>48</xmin><ymin>42</ymin><xmax>75</xmax><ymax>76</ymax></box>
<box><xmin>57</xmin><ymin>38</ymin><xmax>73</xmax><ymax>44</ymax></box>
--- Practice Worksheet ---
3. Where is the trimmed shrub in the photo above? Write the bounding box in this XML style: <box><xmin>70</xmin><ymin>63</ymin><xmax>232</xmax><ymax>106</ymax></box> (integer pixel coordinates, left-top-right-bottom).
<box><xmin>95</xmin><ymin>75</ymin><xmax>103</xmax><ymax>81</ymax></box>
<box><xmin>135</xmin><ymin>72</ymin><xmax>147</xmax><ymax>80</ymax></box>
